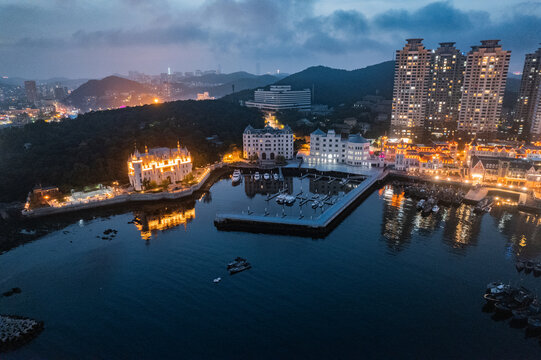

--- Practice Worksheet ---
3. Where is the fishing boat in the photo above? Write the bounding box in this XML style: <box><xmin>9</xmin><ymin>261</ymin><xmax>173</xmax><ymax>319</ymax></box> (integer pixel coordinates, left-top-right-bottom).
<box><xmin>229</xmin><ymin>262</ymin><xmax>251</xmax><ymax>275</ymax></box>
<box><xmin>432</xmin><ymin>205</ymin><xmax>440</xmax><ymax>213</ymax></box>
<box><xmin>254</xmin><ymin>172</ymin><xmax>260</xmax><ymax>181</ymax></box>
<box><xmin>276</xmin><ymin>194</ymin><xmax>286</xmax><ymax>205</ymax></box>
<box><xmin>525</xmin><ymin>260</ymin><xmax>535</xmax><ymax>273</ymax></box>
<box><xmin>273</xmin><ymin>173</ymin><xmax>279</xmax><ymax>181</ymax></box>
<box><xmin>263</xmin><ymin>173</ymin><xmax>270</xmax><ymax>180</ymax></box>
<box><xmin>512</xmin><ymin>301</ymin><xmax>540</xmax><ymax>322</ymax></box>
<box><xmin>213</xmin><ymin>277</ymin><xmax>221</xmax><ymax>283</ymax></box>
<box><xmin>516</xmin><ymin>261</ymin><xmax>525</xmax><ymax>272</ymax></box>
<box><xmin>535</xmin><ymin>263</ymin><xmax>541</xmax><ymax>277</ymax></box>
<box><xmin>528</xmin><ymin>313</ymin><xmax>541</xmax><ymax>329</ymax></box>
<box><xmin>416</xmin><ymin>199</ymin><xmax>425</xmax><ymax>210</ymax></box>
<box><xmin>227</xmin><ymin>257</ymin><xmax>247</xmax><ymax>269</ymax></box>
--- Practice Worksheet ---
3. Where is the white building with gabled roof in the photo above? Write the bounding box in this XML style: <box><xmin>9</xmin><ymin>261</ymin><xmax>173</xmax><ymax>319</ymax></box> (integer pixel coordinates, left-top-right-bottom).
<box><xmin>308</xmin><ymin>129</ymin><xmax>371</xmax><ymax>166</ymax></box>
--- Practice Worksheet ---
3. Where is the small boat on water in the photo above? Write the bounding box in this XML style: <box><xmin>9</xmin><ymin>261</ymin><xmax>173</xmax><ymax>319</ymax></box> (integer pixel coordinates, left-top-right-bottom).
<box><xmin>284</xmin><ymin>195</ymin><xmax>296</xmax><ymax>206</ymax></box>
<box><xmin>534</xmin><ymin>264</ymin><xmax>541</xmax><ymax>277</ymax></box>
<box><xmin>232</xmin><ymin>170</ymin><xmax>242</xmax><ymax>185</ymax></box>
<box><xmin>528</xmin><ymin>314</ymin><xmax>541</xmax><ymax>329</ymax></box>
<box><xmin>273</xmin><ymin>173</ymin><xmax>279</xmax><ymax>181</ymax></box>
<box><xmin>276</xmin><ymin>194</ymin><xmax>286</xmax><ymax>204</ymax></box>
<box><xmin>312</xmin><ymin>201</ymin><xmax>319</xmax><ymax>209</ymax></box>
<box><xmin>227</xmin><ymin>257</ymin><xmax>247</xmax><ymax>269</ymax></box>
<box><xmin>516</xmin><ymin>261</ymin><xmax>525</xmax><ymax>272</ymax></box>
<box><xmin>432</xmin><ymin>205</ymin><xmax>439</xmax><ymax>213</ymax></box>
<box><xmin>525</xmin><ymin>260</ymin><xmax>535</xmax><ymax>273</ymax></box>
<box><xmin>263</xmin><ymin>173</ymin><xmax>270</xmax><ymax>180</ymax></box>
<box><xmin>213</xmin><ymin>277</ymin><xmax>221</xmax><ymax>283</ymax></box>
<box><xmin>512</xmin><ymin>300</ymin><xmax>540</xmax><ymax>321</ymax></box>
<box><xmin>254</xmin><ymin>172</ymin><xmax>260</xmax><ymax>181</ymax></box>
<box><xmin>416</xmin><ymin>199</ymin><xmax>426</xmax><ymax>209</ymax></box>
<box><xmin>229</xmin><ymin>262</ymin><xmax>251</xmax><ymax>275</ymax></box>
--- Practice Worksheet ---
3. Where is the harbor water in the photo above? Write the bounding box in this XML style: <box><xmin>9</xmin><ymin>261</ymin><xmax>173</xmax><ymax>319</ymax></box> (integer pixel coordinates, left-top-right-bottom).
<box><xmin>1</xmin><ymin>177</ymin><xmax>541</xmax><ymax>359</ymax></box>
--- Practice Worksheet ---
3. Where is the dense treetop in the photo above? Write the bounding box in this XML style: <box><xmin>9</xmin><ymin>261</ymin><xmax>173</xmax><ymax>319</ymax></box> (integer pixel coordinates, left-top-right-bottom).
<box><xmin>0</xmin><ymin>100</ymin><xmax>264</xmax><ymax>202</ymax></box>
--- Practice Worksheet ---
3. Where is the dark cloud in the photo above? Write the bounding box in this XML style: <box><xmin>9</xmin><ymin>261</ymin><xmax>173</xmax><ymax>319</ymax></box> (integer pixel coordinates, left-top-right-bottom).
<box><xmin>1</xmin><ymin>0</ymin><xmax>540</xmax><ymax>78</ymax></box>
<box><xmin>374</xmin><ymin>1</ymin><xmax>480</xmax><ymax>33</ymax></box>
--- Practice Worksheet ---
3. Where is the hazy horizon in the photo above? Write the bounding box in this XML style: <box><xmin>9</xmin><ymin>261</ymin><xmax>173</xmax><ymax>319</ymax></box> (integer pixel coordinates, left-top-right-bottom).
<box><xmin>1</xmin><ymin>0</ymin><xmax>540</xmax><ymax>79</ymax></box>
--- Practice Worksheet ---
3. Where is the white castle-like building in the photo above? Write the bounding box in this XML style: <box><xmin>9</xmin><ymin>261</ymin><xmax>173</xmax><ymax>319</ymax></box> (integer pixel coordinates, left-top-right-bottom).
<box><xmin>128</xmin><ymin>142</ymin><xmax>192</xmax><ymax>191</ymax></box>
<box><xmin>309</xmin><ymin>129</ymin><xmax>371</xmax><ymax>166</ymax></box>
<box><xmin>243</xmin><ymin>125</ymin><xmax>294</xmax><ymax>161</ymax></box>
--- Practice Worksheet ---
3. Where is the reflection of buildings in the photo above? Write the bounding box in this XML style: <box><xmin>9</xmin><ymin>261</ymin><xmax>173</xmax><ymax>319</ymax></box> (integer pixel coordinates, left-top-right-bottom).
<box><xmin>244</xmin><ymin>177</ymin><xmax>294</xmax><ymax>197</ymax></box>
<box><xmin>489</xmin><ymin>208</ymin><xmax>541</xmax><ymax>260</ymax></box>
<box><xmin>309</xmin><ymin>178</ymin><xmax>353</xmax><ymax>196</ymax></box>
<box><xmin>441</xmin><ymin>205</ymin><xmax>482</xmax><ymax>253</ymax></box>
<box><xmin>380</xmin><ymin>186</ymin><xmax>418</xmax><ymax>252</ymax></box>
<box><xmin>134</xmin><ymin>206</ymin><xmax>195</xmax><ymax>240</ymax></box>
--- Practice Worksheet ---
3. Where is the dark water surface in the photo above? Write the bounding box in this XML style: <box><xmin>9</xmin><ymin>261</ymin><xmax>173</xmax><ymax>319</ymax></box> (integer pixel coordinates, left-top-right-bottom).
<box><xmin>2</xmin><ymin>178</ymin><xmax>541</xmax><ymax>359</ymax></box>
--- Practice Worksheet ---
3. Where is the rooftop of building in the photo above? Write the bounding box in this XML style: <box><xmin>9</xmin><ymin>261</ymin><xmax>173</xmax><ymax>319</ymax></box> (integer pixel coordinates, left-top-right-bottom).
<box><xmin>244</xmin><ymin>124</ymin><xmax>292</xmax><ymax>134</ymax></box>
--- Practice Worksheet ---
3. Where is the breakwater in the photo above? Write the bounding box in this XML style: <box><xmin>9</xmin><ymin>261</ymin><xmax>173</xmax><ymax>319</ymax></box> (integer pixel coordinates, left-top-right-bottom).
<box><xmin>214</xmin><ymin>169</ymin><xmax>387</xmax><ymax>237</ymax></box>
<box><xmin>0</xmin><ymin>315</ymin><xmax>44</xmax><ymax>353</ymax></box>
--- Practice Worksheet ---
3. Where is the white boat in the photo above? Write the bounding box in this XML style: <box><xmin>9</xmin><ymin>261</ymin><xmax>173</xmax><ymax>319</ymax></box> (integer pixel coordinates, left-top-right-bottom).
<box><xmin>276</xmin><ymin>194</ymin><xmax>286</xmax><ymax>204</ymax></box>
<box><xmin>312</xmin><ymin>201</ymin><xmax>319</xmax><ymax>209</ymax></box>
<box><xmin>232</xmin><ymin>170</ymin><xmax>241</xmax><ymax>184</ymax></box>
<box><xmin>432</xmin><ymin>205</ymin><xmax>439</xmax><ymax>213</ymax></box>
<box><xmin>213</xmin><ymin>277</ymin><xmax>221</xmax><ymax>283</ymax></box>
<box><xmin>254</xmin><ymin>172</ymin><xmax>260</xmax><ymax>181</ymax></box>
<box><xmin>273</xmin><ymin>173</ymin><xmax>279</xmax><ymax>181</ymax></box>
<box><xmin>416</xmin><ymin>199</ymin><xmax>425</xmax><ymax>209</ymax></box>
<box><xmin>263</xmin><ymin>173</ymin><xmax>270</xmax><ymax>180</ymax></box>
<box><xmin>285</xmin><ymin>195</ymin><xmax>296</xmax><ymax>205</ymax></box>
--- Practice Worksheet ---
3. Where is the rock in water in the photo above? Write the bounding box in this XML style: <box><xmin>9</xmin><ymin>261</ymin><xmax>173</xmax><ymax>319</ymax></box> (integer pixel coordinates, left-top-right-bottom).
<box><xmin>0</xmin><ymin>315</ymin><xmax>44</xmax><ymax>352</ymax></box>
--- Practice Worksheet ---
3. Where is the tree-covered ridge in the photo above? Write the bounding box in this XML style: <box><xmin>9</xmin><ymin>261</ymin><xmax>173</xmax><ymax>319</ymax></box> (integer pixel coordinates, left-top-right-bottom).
<box><xmin>0</xmin><ymin>100</ymin><xmax>264</xmax><ymax>202</ymax></box>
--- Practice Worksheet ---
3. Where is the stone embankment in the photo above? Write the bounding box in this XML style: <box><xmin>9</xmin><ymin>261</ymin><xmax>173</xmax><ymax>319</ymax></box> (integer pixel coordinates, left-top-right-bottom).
<box><xmin>23</xmin><ymin>164</ymin><xmax>224</xmax><ymax>218</ymax></box>
<box><xmin>0</xmin><ymin>315</ymin><xmax>44</xmax><ymax>352</ymax></box>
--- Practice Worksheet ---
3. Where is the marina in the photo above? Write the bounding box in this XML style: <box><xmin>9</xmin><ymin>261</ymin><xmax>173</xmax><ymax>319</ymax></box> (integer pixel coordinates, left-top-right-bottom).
<box><xmin>215</xmin><ymin>169</ymin><xmax>386</xmax><ymax>237</ymax></box>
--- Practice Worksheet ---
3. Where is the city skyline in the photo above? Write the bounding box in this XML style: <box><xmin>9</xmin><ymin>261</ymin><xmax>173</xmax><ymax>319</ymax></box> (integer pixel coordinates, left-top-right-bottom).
<box><xmin>1</xmin><ymin>0</ymin><xmax>540</xmax><ymax>78</ymax></box>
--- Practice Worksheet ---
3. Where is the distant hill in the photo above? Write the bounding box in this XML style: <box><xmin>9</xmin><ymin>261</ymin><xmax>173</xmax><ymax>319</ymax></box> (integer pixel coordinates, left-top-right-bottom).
<box><xmin>223</xmin><ymin>61</ymin><xmax>396</xmax><ymax>106</ymax></box>
<box><xmin>178</xmin><ymin>72</ymin><xmax>280</xmax><ymax>99</ymax></box>
<box><xmin>65</xmin><ymin>76</ymin><xmax>153</xmax><ymax>111</ymax></box>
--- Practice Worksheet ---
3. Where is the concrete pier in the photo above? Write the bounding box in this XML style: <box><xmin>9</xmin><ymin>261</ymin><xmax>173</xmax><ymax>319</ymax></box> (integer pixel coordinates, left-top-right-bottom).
<box><xmin>214</xmin><ymin>169</ymin><xmax>387</xmax><ymax>237</ymax></box>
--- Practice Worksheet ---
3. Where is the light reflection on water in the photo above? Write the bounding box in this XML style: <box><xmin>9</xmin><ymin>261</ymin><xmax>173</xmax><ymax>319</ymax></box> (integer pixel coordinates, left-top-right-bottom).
<box><xmin>378</xmin><ymin>184</ymin><xmax>541</xmax><ymax>259</ymax></box>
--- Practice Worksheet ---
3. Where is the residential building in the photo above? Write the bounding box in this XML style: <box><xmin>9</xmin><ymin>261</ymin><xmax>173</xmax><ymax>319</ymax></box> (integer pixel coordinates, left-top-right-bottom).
<box><xmin>457</xmin><ymin>40</ymin><xmax>511</xmax><ymax>140</ymax></box>
<box><xmin>515</xmin><ymin>46</ymin><xmax>541</xmax><ymax>141</ymax></box>
<box><xmin>242</xmin><ymin>125</ymin><xmax>294</xmax><ymax>161</ymax></box>
<box><xmin>426</xmin><ymin>42</ymin><xmax>465</xmax><ymax>139</ymax></box>
<box><xmin>24</xmin><ymin>80</ymin><xmax>38</xmax><ymax>105</ymax></box>
<box><xmin>245</xmin><ymin>85</ymin><xmax>311</xmax><ymax>111</ymax></box>
<box><xmin>308</xmin><ymin>129</ymin><xmax>371</xmax><ymax>166</ymax></box>
<box><xmin>390</xmin><ymin>39</ymin><xmax>431</xmax><ymax>141</ymax></box>
<box><xmin>127</xmin><ymin>143</ymin><xmax>192</xmax><ymax>191</ymax></box>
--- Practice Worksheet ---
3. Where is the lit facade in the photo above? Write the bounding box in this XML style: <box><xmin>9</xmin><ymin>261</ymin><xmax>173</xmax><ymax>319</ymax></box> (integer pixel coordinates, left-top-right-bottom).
<box><xmin>128</xmin><ymin>143</ymin><xmax>192</xmax><ymax>191</ymax></box>
<box><xmin>426</xmin><ymin>42</ymin><xmax>465</xmax><ymax>139</ymax></box>
<box><xmin>309</xmin><ymin>129</ymin><xmax>371</xmax><ymax>166</ymax></box>
<box><xmin>245</xmin><ymin>85</ymin><xmax>311</xmax><ymax>111</ymax></box>
<box><xmin>457</xmin><ymin>40</ymin><xmax>511</xmax><ymax>140</ymax></box>
<box><xmin>243</xmin><ymin>125</ymin><xmax>294</xmax><ymax>161</ymax></box>
<box><xmin>390</xmin><ymin>39</ymin><xmax>431</xmax><ymax>141</ymax></box>
<box><xmin>515</xmin><ymin>47</ymin><xmax>541</xmax><ymax>141</ymax></box>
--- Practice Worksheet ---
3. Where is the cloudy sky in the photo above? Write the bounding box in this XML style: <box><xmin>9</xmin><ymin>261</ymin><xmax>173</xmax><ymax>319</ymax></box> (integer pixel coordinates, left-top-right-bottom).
<box><xmin>0</xmin><ymin>0</ymin><xmax>540</xmax><ymax>79</ymax></box>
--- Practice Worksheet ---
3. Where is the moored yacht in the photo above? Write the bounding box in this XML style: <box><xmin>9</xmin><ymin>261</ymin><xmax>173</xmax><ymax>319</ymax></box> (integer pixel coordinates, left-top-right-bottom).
<box><xmin>232</xmin><ymin>169</ymin><xmax>242</xmax><ymax>185</ymax></box>
<box><xmin>254</xmin><ymin>172</ymin><xmax>260</xmax><ymax>181</ymax></box>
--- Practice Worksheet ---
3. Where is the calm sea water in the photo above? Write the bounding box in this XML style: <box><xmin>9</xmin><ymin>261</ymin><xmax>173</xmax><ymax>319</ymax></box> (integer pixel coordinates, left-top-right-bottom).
<box><xmin>2</xmin><ymin>177</ymin><xmax>541</xmax><ymax>359</ymax></box>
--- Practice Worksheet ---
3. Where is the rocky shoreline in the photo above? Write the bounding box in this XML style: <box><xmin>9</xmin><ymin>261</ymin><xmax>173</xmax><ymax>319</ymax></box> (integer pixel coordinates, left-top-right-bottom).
<box><xmin>0</xmin><ymin>314</ymin><xmax>44</xmax><ymax>353</ymax></box>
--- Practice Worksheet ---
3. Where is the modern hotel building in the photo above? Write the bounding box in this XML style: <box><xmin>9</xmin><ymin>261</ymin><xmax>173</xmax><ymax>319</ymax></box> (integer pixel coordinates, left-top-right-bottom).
<box><xmin>308</xmin><ymin>129</ymin><xmax>371</xmax><ymax>166</ymax></box>
<box><xmin>245</xmin><ymin>85</ymin><xmax>311</xmax><ymax>111</ymax></box>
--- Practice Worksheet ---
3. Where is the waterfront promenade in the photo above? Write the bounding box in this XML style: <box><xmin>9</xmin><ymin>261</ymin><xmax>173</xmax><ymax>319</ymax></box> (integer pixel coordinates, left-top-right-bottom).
<box><xmin>22</xmin><ymin>164</ymin><xmax>223</xmax><ymax>218</ymax></box>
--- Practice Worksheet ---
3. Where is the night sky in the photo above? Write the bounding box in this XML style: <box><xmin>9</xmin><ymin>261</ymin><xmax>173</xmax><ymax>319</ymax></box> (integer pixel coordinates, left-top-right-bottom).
<box><xmin>0</xmin><ymin>0</ymin><xmax>539</xmax><ymax>78</ymax></box>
